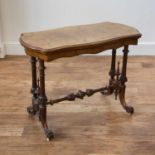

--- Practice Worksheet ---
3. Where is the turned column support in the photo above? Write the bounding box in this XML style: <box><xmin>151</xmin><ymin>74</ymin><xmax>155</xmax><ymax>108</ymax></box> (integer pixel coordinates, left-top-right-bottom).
<box><xmin>38</xmin><ymin>59</ymin><xmax>54</xmax><ymax>141</ymax></box>
<box><xmin>27</xmin><ymin>57</ymin><xmax>39</xmax><ymax>115</ymax></box>
<box><xmin>109</xmin><ymin>49</ymin><xmax>116</xmax><ymax>80</ymax></box>
<box><xmin>38</xmin><ymin>60</ymin><xmax>46</xmax><ymax>100</ymax></box>
<box><xmin>31</xmin><ymin>57</ymin><xmax>37</xmax><ymax>97</ymax></box>
<box><xmin>120</xmin><ymin>45</ymin><xmax>129</xmax><ymax>83</ymax></box>
<box><xmin>38</xmin><ymin>59</ymin><xmax>47</xmax><ymax>128</ymax></box>
<box><xmin>118</xmin><ymin>45</ymin><xmax>134</xmax><ymax>114</ymax></box>
<box><xmin>106</xmin><ymin>49</ymin><xmax>117</xmax><ymax>94</ymax></box>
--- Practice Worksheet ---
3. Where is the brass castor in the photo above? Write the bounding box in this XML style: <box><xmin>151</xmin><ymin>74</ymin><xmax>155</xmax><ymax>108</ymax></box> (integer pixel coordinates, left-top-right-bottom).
<box><xmin>27</xmin><ymin>106</ymin><xmax>36</xmax><ymax>116</ymax></box>
<box><xmin>44</xmin><ymin>129</ymin><xmax>54</xmax><ymax>141</ymax></box>
<box><xmin>125</xmin><ymin>106</ymin><xmax>134</xmax><ymax>114</ymax></box>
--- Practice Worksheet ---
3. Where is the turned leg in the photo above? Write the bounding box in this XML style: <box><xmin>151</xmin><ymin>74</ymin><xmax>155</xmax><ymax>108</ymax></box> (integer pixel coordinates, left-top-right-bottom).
<box><xmin>119</xmin><ymin>45</ymin><xmax>134</xmax><ymax>114</ymax></box>
<box><xmin>27</xmin><ymin>57</ymin><xmax>39</xmax><ymax>115</ymax></box>
<box><xmin>38</xmin><ymin>59</ymin><xmax>54</xmax><ymax>141</ymax></box>
<box><xmin>109</xmin><ymin>49</ymin><xmax>116</xmax><ymax>93</ymax></box>
<box><xmin>101</xmin><ymin>49</ymin><xmax>116</xmax><ymax>95</ymax></box>
<box><xmin>109</xmin><ymin>49</ymin><xmax>116</xmax><ymax>80</ymax></box>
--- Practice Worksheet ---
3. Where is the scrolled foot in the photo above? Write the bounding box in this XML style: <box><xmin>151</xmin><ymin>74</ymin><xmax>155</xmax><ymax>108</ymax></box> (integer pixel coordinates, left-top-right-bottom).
<box><xmin>118</xmin><ymin>84</ymin><xmax>134</xmax><ymax>115</ymax></box>
<box><xmin>124</xmin><ymin>106</ymin><xmax>134</xmax><ymax>115</ymax></box>
<box><xmin>44</xmin><ymin>129</ymin><xmax>54</xmax><ymax>141</ymax></box>
<box><xmin>27</xmin><ymin>106</ymin><xmax>36</xmax><ymax>116</ymax></box>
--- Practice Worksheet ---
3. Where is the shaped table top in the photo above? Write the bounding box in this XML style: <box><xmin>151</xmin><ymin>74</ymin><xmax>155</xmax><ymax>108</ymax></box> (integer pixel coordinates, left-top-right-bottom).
<box><xmin>20</xmin><ymin>22</ymin><xmax>141</xmax><ymax>61</ymax></box>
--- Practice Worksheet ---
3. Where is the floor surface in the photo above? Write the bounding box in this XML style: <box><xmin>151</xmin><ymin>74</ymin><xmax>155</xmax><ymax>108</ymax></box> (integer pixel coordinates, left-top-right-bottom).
<box><xmin>0</xmin><ymin>56</ymin><xmax>155</xmax><ymax>155</ymax></box>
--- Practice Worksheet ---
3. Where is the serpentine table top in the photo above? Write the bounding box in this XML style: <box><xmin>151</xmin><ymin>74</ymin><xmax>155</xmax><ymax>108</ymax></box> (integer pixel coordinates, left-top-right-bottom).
<box><xmin>20</xmin><ymin>22</ymin><xmax>141</xmax><ymax>61</ymax></box>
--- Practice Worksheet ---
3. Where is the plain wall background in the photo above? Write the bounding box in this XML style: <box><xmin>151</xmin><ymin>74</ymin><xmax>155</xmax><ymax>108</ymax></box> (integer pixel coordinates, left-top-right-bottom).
<box><xmin>0</xmin><ymin>0</ymin><xmax>155</xmax><ymax>56</ymax></box>
<box><xmin>0</xmin><ymin>2</ymin><xmax>4</xmax><ymax>58</ymax></box>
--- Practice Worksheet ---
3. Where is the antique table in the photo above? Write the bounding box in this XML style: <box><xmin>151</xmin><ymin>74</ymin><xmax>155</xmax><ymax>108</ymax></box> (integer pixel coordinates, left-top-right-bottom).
<box><xmin>20</xmin><ymin>22</ymin><xmax>141</xmax><ymax>141</ymax></box>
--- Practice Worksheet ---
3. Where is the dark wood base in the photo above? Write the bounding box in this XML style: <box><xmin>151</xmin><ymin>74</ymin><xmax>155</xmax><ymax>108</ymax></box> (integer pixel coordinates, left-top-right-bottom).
<box><xmin>27</xmin><ymin>46</ymin><xmax>134</xmax><ymax>141</ymax></box>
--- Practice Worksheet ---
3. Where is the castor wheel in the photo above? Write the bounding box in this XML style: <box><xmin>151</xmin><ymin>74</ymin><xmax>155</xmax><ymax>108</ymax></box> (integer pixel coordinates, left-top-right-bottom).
<box><xmin>45</xmin><ymin>129</ymin><xmax>54</xmax><ymax>141</ymax></box>
<box><xmin>27</xmin><ymin>106</ymin><xmax>36</xmax><ymax>116</ymax></box>
<box><xmin>125</xmin><ymin>106</ymin><xmax>134</xmax><ymax>114</ymax></box>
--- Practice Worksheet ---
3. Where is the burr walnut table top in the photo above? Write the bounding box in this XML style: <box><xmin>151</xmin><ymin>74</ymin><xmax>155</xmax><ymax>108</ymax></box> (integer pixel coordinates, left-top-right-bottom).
<box><xmin>20</xmin><ymin>22</ymin><xmax>141</xmax><ymax>61</ymax></box>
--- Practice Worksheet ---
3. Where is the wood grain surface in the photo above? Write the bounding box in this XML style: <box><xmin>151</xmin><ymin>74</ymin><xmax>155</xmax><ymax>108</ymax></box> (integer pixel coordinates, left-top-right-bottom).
<box><xmin>0</xmin><ymin>56</ymin><xmax>154</xmax><ymax>155</ymax></box>
<box><xmin>20</xmin><ymin>22</ymin><xmax>141</xmax><ymax>62</ymax></box>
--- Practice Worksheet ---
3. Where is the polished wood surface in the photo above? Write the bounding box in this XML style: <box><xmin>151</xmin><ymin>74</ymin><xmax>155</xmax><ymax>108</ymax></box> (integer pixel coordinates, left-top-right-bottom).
<box><xmin>20</xmin><ymin>22</ymin><xmax>141</xmax><ymax>61</ymax></box>
<box><xmin>0</xmin><ymin>56</ymin><xmax>155</xmax><ymax>155</ymax></box>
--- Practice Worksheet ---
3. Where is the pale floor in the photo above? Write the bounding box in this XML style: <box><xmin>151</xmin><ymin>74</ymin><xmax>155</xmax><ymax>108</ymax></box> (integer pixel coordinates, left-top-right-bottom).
<box><xmin>0</xmin><ymin>56</ymin><xmax>155</xmax><ymax>155</ymax></box>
